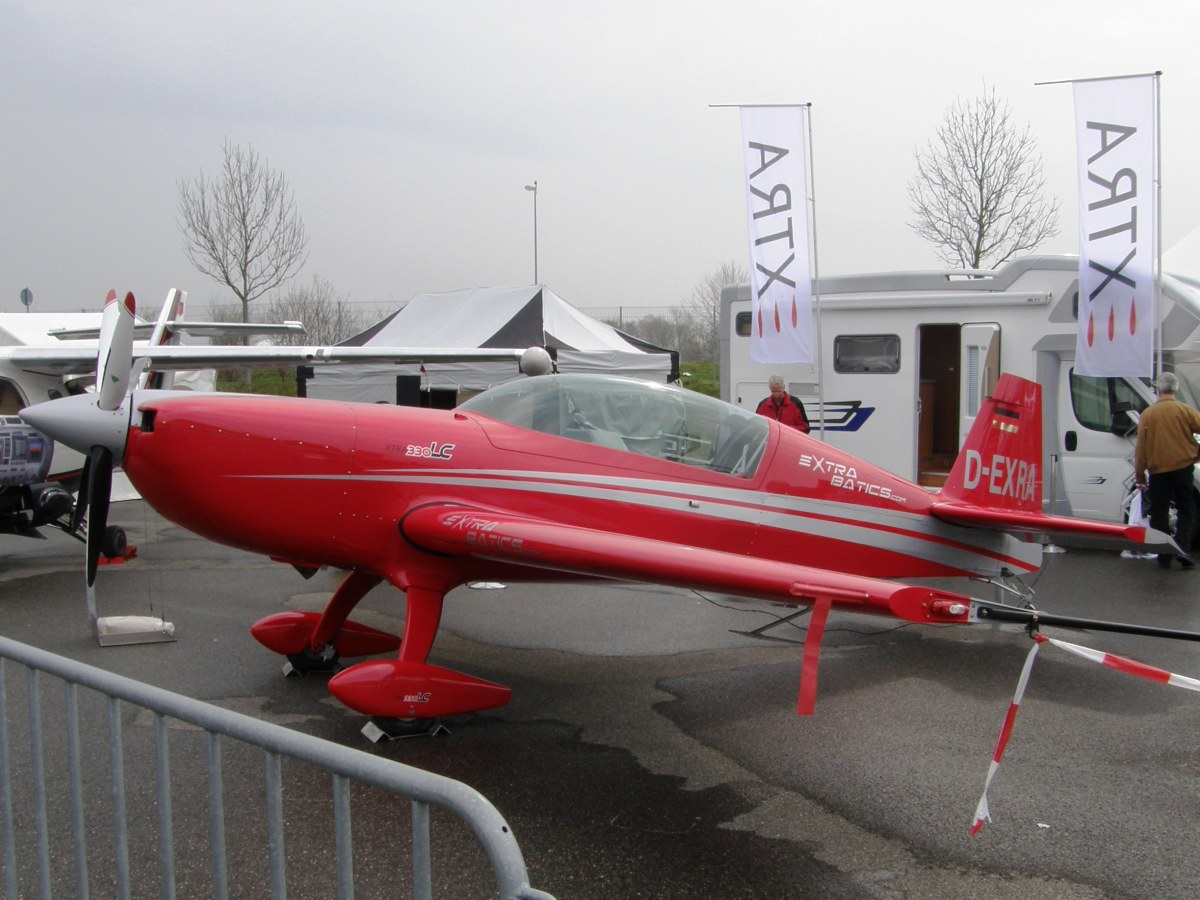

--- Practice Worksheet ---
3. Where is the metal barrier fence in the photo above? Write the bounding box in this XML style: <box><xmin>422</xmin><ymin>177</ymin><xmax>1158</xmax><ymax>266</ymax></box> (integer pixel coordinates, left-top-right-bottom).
<box><xmin>0</xmin><ymin>635</ymin><xmax>553</xmax><ymax>899</ymax></box>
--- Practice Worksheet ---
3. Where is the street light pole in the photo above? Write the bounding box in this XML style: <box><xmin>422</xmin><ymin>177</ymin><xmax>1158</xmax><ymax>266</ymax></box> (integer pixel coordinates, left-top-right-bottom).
<box><xmin>524</xmin><ymin>181</ymin><xmax>538</xmax><ymax>283</ymax></box>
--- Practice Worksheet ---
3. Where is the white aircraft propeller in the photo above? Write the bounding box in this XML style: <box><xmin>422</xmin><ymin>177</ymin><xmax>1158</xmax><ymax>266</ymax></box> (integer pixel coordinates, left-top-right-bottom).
<box><xmin>70</xmin><ymin>290</ymin><xmax>136</xmax><ymax>585</ymax></box>
<box><xmin>96</xmin><ymin>290</ymin><xmax>136</xmax><ymax>411</ymax></box>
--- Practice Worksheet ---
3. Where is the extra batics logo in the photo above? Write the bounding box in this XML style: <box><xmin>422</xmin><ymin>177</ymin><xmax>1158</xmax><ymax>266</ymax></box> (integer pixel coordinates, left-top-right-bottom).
<box><xmin>405</xmin><ymin>441</ymin><xmax>455</xmax><ymax>460</ymax></box>
<box><xmin>441</xmin><ymin>513</ymin><xmax>536</xmax><ymax>557</ymax></box>
<box><xmin>797</xmin><ymin>453</ymin><xmax>906</xmax><ymax>504</ymax></box>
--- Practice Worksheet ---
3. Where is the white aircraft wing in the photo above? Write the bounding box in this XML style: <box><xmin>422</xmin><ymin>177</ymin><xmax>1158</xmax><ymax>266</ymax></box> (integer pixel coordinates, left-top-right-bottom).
<box><xmin>47</xmin><ymin>321</ymin><xmax>308</xmax><ymax>341</ymax></box>
<box><xmin>5</xmin><ymin>345</ymin><xmax>526</xmax><ymax>377</ymax></box>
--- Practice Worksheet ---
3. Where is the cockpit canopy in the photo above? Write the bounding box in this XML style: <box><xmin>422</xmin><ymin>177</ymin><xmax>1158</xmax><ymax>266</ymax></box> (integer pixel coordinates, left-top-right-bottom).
<box><xmin>460</xmin><ymin>374</ymin><xmax>770</xmax><ymax>477</ymax></box>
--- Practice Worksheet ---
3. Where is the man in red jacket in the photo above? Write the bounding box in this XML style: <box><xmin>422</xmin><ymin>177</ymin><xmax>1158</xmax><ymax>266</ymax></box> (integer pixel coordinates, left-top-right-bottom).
<box><xmin>755</xmin><ymin>375</ymin><xmax>810</xmax><ymax>432</ymax></box>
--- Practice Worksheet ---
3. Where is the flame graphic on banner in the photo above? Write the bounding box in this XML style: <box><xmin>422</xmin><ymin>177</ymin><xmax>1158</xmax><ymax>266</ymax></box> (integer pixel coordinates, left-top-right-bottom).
<box><xmin>1107</xmin><ymin>306</ymin><xmax>1116</xmax><ymax>342</ymax></box>
<box><xmin>1129</xmin><ymin>300</ymin><xmax>1137</xmax><ymax>335</ymax></box>
<box><xmin>773</xmin><ymin>301</ymin><xmax>781</xmax><ymax>333</ymax></box>
<box><xmin>1087</xmin><ymin>311</ymin><xmax>1095</xmax><ymax>347</ymax></box>
<box><xmin>791</xmin><ymin>295</ymin><xmax>798</xmax><ymax>328</ymax></box>
<box><xmin>757</xmin><ymin>307</ymin><xmax>763</xmax><ymax>339</ymax></box>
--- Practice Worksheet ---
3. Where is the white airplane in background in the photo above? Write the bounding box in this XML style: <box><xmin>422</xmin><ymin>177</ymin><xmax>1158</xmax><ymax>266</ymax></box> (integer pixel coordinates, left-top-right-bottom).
<box><xmin>1</xmin><ymin>289</ymin><xmax>529</xmax><ymax>553</ymax></box>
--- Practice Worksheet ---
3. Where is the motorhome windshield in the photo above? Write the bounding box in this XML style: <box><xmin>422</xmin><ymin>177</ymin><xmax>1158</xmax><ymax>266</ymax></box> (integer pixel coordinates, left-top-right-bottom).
<box><xmin>461</xmin><ymin>375</ymin><xmax>770</xmax><ymax>477</ymax></box>
<box><xmin>1147</xmin><ymin>370</ymin><xmax>1200</xmax><ymax>408</ymax></box>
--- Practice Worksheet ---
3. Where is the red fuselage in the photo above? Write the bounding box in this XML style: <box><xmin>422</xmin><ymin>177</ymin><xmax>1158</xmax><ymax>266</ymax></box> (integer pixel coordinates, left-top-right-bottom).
<box><xmin>124</xmin><ymin>392</ymin><xmax>1028</xmax><ymax>591</ymax></box>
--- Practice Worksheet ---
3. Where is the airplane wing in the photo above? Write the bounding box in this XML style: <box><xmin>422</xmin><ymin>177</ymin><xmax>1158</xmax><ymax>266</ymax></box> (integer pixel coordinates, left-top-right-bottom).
<box><xmin>929</xmin><ymin>500</ymin><xmax>1179</xmax><ymax>553</ymax></box>
<box><xmin>6</xmin><ymin>345</ymin><xmax>526</xmax><ymax>378</ymax></box>
<box><xmin>46</xmin><ymin>321</ymin><xmax>307</xmax><ymax>341</ymax></box>
<box><xmin>399</xmin><ymin>503</ymin><xmax>976</xmax><ymax>626</ymax></box>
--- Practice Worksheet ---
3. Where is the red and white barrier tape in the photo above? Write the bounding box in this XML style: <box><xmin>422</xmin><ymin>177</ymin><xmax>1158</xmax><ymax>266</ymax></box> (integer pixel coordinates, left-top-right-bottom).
<box><xmin>970</xmin><ymin>634</ymin><xmax>1200</xmax><ymax>836</ymax></box>
<box><xmin>970</xmin><ymin>639</ymin><xmax>1040</xmax><ymax>836</ymax></box>
<box><xmin>1036</xmin><ymin>634</ymin><xmax>1200</xmax><ymax>691</ymax></box>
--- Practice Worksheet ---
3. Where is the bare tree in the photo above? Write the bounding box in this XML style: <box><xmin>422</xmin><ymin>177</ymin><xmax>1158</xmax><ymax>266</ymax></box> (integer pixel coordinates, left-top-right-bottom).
<box><xmin>609</xmin><ymin>312</ymin><xmax>690</xmax><ymax>357</ymax></box>
<box><xmin>260</xmin><ymin>274</ymin><xmax>370</xmax><ymax>346</ymax></box>
<box><xmin>177</xmin><ymin>140</ymin><xmax>309</xmax><ymax>323</ymax></box>
<box><xmin>684</xmin><ymin>261</ymin><xmax>746</xmax><ymax>363</ymax></box>
<box><xmin>908</xmin><ymin>87</ymin><xmax>1060</xmax><ymax>269</ymax></box>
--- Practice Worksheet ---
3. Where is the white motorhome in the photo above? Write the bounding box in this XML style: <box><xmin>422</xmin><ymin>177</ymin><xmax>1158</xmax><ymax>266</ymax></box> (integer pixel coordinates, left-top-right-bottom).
<box><xmin>720</xmin><ymin>255</ymin><xmax>1200</xmax><ymax>527</ymax></box>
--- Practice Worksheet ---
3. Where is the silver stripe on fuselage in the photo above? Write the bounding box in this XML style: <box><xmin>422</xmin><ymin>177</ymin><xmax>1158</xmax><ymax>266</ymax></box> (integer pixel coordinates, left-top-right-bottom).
<box><xmin>239</xmin><ymin>467</ymin><xmax>1037</xmax><ymax>575</ymax></box>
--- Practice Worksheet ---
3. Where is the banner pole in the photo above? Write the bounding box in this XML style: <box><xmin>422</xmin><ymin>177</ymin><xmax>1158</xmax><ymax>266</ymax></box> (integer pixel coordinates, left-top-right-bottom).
<box><xmin>804</xmin><ymin>104</ymin><xmax>826</xmax><ymax>440</ymax></box>
<box><xmin>1034</xmin><ymin>70</ymin><xmax>1162</xmax><ymax>87</ymax></box>
<box><xmin>1155</xmin><ymin>71</ymin><xmax>1163</xmax><ymax>378</ymax></box>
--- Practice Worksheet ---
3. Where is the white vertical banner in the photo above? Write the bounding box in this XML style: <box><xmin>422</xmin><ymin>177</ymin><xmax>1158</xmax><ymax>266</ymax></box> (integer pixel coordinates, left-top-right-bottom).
<box><xmin>1073</xmin><ymin>74</ymin><xmax>1157</xmax><ymax>377</ymax></box>
<box><xmin>739</xmin><ymin>106</ymin><xmax>813</xmax><ymax>364</ymax></box>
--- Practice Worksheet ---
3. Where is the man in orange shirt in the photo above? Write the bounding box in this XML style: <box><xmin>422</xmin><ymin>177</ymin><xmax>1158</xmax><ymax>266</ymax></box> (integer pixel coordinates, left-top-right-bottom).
<box><xmin>1134</xmin><ymin>371</ymin><xmax>1200</xmax><ymax>569</ymax></box>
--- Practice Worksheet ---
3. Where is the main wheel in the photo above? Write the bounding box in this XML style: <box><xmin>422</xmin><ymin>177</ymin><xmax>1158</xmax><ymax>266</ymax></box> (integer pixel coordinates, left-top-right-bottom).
<box><xmin>284</xmin><ymin>645</ymin><xmax>340</xmax><ymax>675</ymax></box>
<box><xmin>101</xmin><ymin>525</ymin><xmax>127</xmax><ymax>559</ymax></box>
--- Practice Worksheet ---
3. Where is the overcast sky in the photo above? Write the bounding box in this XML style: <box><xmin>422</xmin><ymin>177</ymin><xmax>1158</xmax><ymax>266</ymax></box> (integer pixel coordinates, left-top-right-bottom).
<box><xmin>2</xmin><ymin>1</ymin><xmax>1198</xmax><ymax>319</ymax></box>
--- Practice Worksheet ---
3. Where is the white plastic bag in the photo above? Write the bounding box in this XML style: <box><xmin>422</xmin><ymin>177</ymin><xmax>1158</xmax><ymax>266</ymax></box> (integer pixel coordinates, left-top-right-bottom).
<box><xmin>1126</xmin><ymin>490</ymin><xmax>1148</xmax><ymax>528</ymax></box>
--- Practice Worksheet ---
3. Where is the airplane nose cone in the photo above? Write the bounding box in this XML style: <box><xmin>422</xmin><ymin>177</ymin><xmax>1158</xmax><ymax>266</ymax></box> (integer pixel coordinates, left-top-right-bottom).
<box><xmin>20</xmin><ymin>393</ymin><xmax>132</xmax><ymax>464</ymax></box>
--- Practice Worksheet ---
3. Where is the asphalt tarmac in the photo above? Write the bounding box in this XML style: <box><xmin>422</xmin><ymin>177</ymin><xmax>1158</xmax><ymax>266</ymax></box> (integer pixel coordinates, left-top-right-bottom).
<box><xmin>3</xmin><ymin>501</ymin><xmax>1200</xmax><ymax>898</ymax></box>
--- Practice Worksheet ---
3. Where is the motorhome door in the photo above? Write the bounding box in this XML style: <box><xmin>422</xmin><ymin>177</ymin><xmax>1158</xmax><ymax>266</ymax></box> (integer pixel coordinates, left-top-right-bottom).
<box><xmin>917</xmin><ymin>322</ymin><xmax>999</xmax><ymax>487</ymax></box>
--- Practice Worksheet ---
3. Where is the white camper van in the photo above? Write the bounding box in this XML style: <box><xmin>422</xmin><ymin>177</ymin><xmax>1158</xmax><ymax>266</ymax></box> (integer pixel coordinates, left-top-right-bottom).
<box><xmin>720</xmin><ymin>255</ymin><xmax>1200</xmax><ymax>527</ymax></box>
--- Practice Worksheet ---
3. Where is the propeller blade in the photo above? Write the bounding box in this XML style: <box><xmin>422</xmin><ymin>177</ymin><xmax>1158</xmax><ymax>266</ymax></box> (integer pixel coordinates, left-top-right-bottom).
<box><xmin>96</xmin><ymin>291</ymin><xmax>136</xmax><ymax>412</ymax></box>
<box><xmin>85</xmin><ymin>445</ymin><xmax>113</xmax><ymax>588</ymax></box>
<box><xmin>69</xmin><ymin>453</ymin><xmax>92</xmax><ymax>535</ymax></box>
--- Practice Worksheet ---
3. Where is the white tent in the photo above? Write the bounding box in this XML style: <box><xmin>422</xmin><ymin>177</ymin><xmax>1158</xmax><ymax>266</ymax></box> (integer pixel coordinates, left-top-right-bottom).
<box><xmin>1165</xmin><ymin>224</ymin><xmax>1200</xmax><ymax>282</ymax></box>
<box><xmin>303</xmin><ymin>285</ymin><xmax>678</xmax><ymax>404</ymax></box>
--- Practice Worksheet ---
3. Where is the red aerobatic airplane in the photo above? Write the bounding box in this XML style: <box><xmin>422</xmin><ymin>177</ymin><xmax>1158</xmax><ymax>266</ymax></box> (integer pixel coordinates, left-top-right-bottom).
<box><xmin>21</xmin><ymin>293</ymin><xmax>1192</xmax><ymax>737</ymax></box>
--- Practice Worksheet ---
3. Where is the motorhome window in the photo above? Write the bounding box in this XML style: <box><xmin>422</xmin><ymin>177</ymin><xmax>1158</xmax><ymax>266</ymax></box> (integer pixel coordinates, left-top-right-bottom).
<box><xmin>735</xmin><ymin>312</ymin><xmax>752</xmax><ymax>337</ymax></box>
<box><xmin>966</xmin><ymin>346</ymin><xmax>983</xmax><ymax>417</ymax></box>
<box><xmin>833</xmin><ymin>335</ymin><xmax>900</xmax><ymax>374</ymax></box>
<box><xmin>1146</xmin><ymin>371</ymin><xmax>1200</xmax><ymax>408</ymax></box>
<box><xmin>1069</xmin><ymin>371</ymin><xmax>1149</xmax><ymax>432</ymax></box>
<box><xmin>462</xmin><ymin>374</ymin><xmax>769</xmax><ymax>477</ymax></box>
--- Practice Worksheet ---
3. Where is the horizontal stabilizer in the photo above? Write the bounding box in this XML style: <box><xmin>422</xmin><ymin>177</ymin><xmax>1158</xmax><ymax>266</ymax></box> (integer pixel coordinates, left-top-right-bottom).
<box><xmin>930</xmin><ymin>500</ymin><xmax>1180</xmax><ymax>553</ymax></box>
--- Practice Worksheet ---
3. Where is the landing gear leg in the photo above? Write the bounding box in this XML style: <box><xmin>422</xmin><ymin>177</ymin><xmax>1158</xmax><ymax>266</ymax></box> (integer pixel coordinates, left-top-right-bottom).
<box><xmin>311</xmin><ymin>570</ymin><xmax>384</xmax><ymax>650</ymax></box>
<box><xmin>326</xmin><ymin>583</ymin><xmax>512</xmax><ymax>735</ymax></box>
<box><xmin>282</xmin><ymin>570</ymin><xmax>383</xmax><ymax>676</ymax></box>
<box><xmin>397</xmin><ymin>585</ymin><xmax>445</xmax><ymax>665</ymax></box>
<box><xmin>360</xmin><ymin>585</ymin><xmax>449</xmax><ymax>742</ymax></box>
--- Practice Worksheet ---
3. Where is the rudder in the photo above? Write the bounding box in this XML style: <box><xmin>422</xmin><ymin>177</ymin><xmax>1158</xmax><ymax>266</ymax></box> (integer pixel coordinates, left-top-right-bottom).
<box><xmin>939</xmin><ymin>374</ymin><xmax>1042</xmax><ymax>513</ymax></box>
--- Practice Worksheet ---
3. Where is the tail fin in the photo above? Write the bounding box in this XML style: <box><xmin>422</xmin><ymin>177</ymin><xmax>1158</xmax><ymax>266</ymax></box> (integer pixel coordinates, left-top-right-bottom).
<box><xmin>939</xmin><ymin>374</ymin><xmax>1042</xmax><ymax>512</ymax></box>
<box><xmin>933</xmin><ymin>373</ymin><xmax>1177</xmax><ymax>552</ymax></box>
<box><xmin>139</xmin><ymin>289</ymin><xmax>187</xmax><ymax>390</ymax></box>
